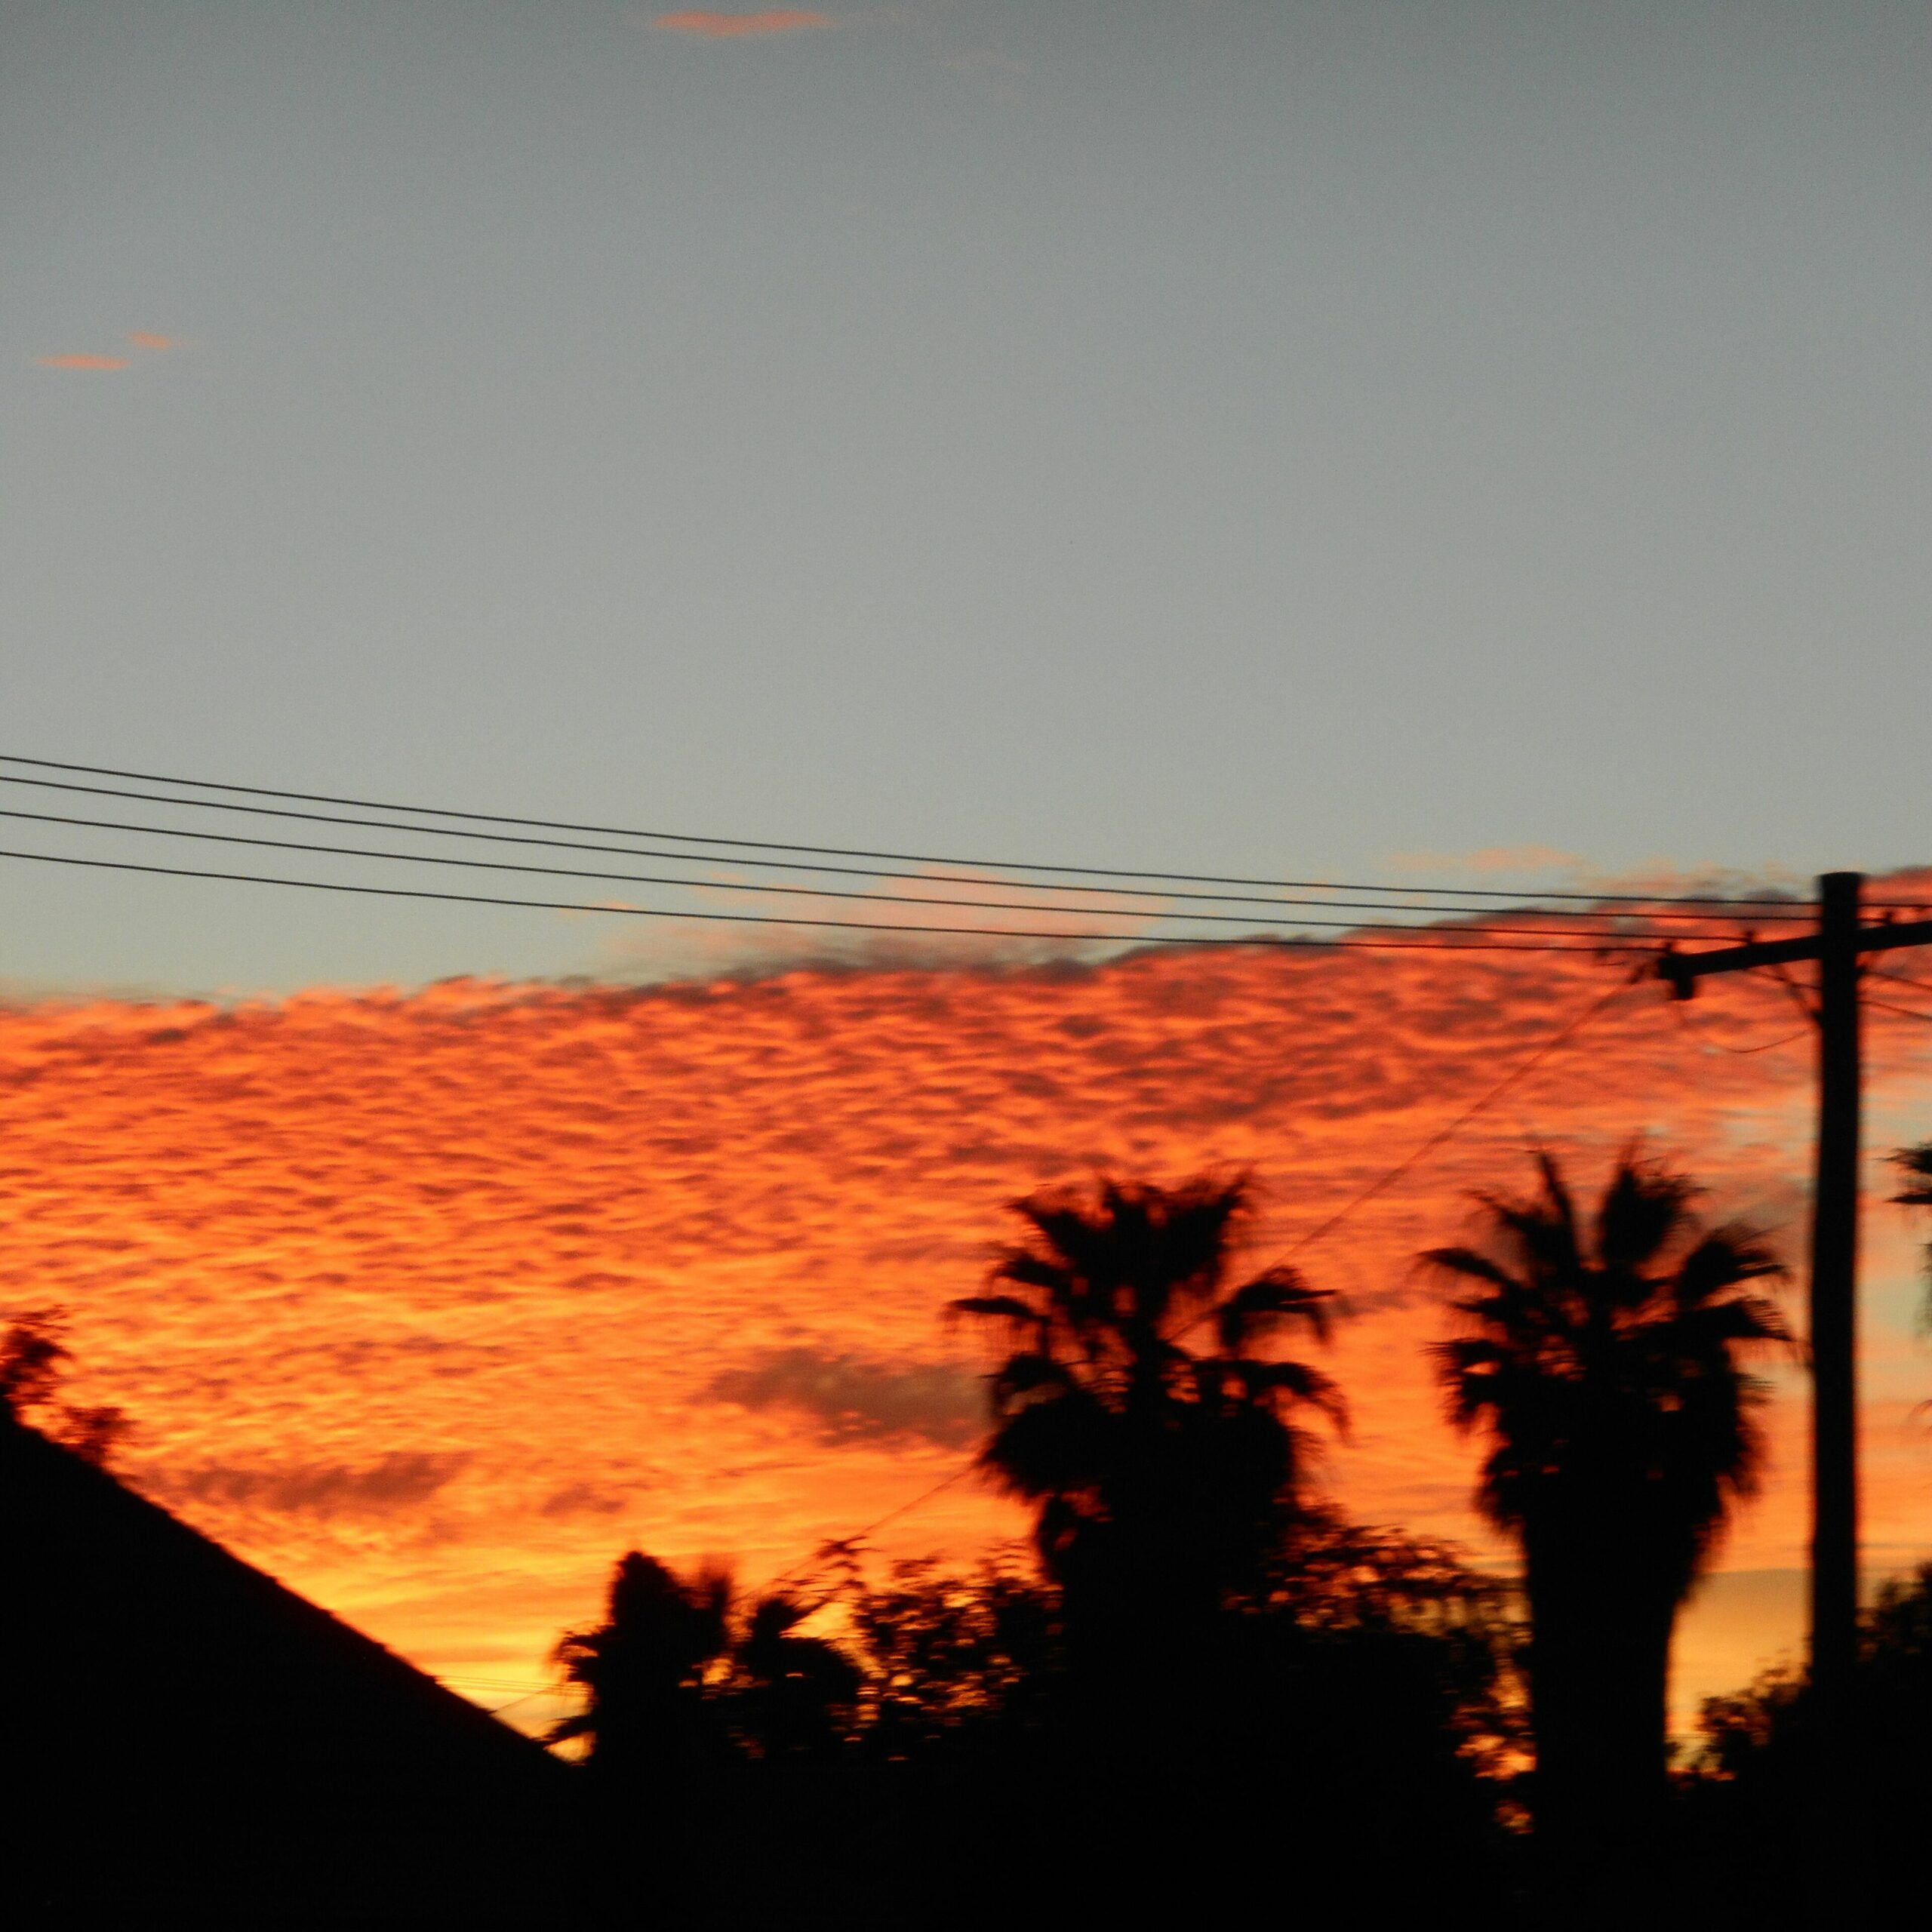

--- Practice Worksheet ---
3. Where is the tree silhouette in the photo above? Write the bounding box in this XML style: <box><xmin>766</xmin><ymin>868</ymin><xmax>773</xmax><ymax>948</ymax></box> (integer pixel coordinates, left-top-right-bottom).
<box><xmin>731</xmin><ymin>1592</ymin><xmax>862</xmax><ymax>1761</ymax></box>
<box><xmin>549</xmin><ymin>1550</ymin><xmax>733</xmax><ymax>1784</ymax></box>
<box><xmin>951</xmin><ymin>1174</ymin><xmax>1342</xmax><ymax>1681</ymax></box>
<box><xmin>1</xmin><ymin>1307</ymin><xmax>128</xmax><ymax>1466</ymax></box>
<box><xmin>837</xmin><ymin>1553</ymin><xmax>1062</xmax><ymax>1764</ymax></box>
<box><xmin>550</xmin><ymin>1527</ymin><xmax>1528</xmax><ymax>1918</ymax></box>
<box><xmin>552</xmin><ymin>1550</ymin><xmax>868</xmax><ymax>1783</ymax></box>
<box><xmin>1686</xmin><ymin>1561</ymin><xmax>1932</xmax><ymax>1920</ymax></box>
<box><xmin>1425</xmin><ymin>1146</ymin><xmax>1787</xmax><ymax>1878</ymax></box>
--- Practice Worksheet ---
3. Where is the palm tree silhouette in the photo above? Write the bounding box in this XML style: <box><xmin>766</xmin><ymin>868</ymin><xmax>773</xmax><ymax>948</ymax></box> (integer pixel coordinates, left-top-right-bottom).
<box><xmin>952</xmin><ymin>1174</ymin><xmax>1341</xmax><ymax>1672</ymax></box>
<box><xmin>549</xmin><ymin>1551</ymin><xmax>733</xmax><ymax>1782</ymax></box>
<box><xmin>1425</xmin><ymin>1146</ymin><xmax>1788</xmax><ymax>1872</ymax></box>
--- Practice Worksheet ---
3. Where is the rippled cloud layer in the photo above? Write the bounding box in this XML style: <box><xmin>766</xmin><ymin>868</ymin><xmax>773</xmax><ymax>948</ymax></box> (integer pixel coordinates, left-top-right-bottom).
<box><xmin>4</xmin><ymin>923</ymin><xmax>1929</xmax><ymax>1716</ymax></box>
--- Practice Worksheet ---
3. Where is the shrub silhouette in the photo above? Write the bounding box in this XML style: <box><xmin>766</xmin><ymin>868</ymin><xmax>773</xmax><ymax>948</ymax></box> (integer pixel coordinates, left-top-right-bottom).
<box><xmin>0</xmin><ymin>1307</ymin><xmax>128</xmax><ymax>1466</ymax></box>
<box><xmin>1684</xmin><ymin>1564</ymin><xmax>1932</xmax><ymax>1925</ymax></box>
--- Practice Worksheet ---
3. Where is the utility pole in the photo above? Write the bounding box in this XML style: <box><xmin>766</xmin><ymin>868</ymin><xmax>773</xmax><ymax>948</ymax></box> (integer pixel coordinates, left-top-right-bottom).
<box><xmin>1810</xmin><ymin>872</ymin><xmax>1861</xmax><ymax>1718</ymax></box>
<box><xmin>1658</xmin><ymin>873</ymin><xmax>1932</xmax><ymax>1730</ymax></box>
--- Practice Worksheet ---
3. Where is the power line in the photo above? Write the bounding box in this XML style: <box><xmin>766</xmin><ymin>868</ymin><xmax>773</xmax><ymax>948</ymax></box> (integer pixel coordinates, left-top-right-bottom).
<box><xmin>438</xmin><ymin>1675</ymin><xmax>558</xmax><ymax>1693</ymax></box>
<box><xmin>1276</xmin><ymin>974</ymin><xmax>1638</xmax><ymax>1260</ymax></box>
<box><xmin>484</xmin><ymin>1690</ymin><xmax>567</xmax><ymax>1716</ymax></box>
<box><xmin>1869</xmin><ymin>997</ymin><xmax>1932</xmax><ymax>1027</ymax></box>
<box><xmin>0</xmin><ymin>772</ymin><xmax>1799</xmax><ymax>930</ymax></box>
<box><xmin>766</xmin><ymin>1467</ymin><xmax>977</xmax><ymax>1595</ymax></box>
<box><xmin>0</xmin><ymin>752</ymin><xmax>1830</xmax><ymax>910</ymax></box>
<box><xmin>0</xmin><ymin>804</ymin><xmax>1744</xmax><ymax>944</ymax></box>
<box><xmin>1871</xmin><ymin>965</ymin><xmax>1932</xmax><ymax>998</ymax></box>
<box><xmin>1669</xmin><ymin>998</ymin><xmax>1811</xmax><ymax>1057</ymax></box>
<box><xmin>0</xmin><ymin>845</ymin><xmax>1661</xmax><ymax>953</ymax></box>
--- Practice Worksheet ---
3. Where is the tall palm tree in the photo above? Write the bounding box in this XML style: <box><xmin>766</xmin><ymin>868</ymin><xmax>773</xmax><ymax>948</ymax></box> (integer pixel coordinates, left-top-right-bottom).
<box><xmin>952</xmin><ymin>1173</ymin><xmax>1341</xmax><ymax>1659</ymax></box>
<box><xmin>1425</xmin><ymin>1145</ymin><xmax>1788</xmax><ymax>1864</ymax></box>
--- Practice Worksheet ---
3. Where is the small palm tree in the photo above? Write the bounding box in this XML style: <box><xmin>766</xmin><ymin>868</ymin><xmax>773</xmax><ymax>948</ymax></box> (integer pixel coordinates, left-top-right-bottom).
<box><xmin>549</xmin><ymin>1551</ymin><xmax>733</xmax><ymax>1782</ymax></box>
<box><xmin>1425</xmin><ymin>1145</ymin><xmax>1788</xmax><ymax>1863</ymax></box>
<box><xmin>952</xmin><ymin>1174</ymin><xmax>1341</xmax><ymax>1653</ymax></box>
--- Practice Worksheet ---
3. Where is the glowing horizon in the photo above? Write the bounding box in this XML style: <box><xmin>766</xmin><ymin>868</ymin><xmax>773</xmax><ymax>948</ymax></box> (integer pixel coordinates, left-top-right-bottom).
<box><xmin>3</xmin><ymin>923</ymin><xmax>1930</xmax><ymax>1733</ymax></box>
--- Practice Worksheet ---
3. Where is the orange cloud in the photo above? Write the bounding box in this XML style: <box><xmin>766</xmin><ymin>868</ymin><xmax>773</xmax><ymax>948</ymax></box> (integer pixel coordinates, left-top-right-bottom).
<box><xmin>34</xmin><ymin>352</ymin><xmax>130</xmax><ymax>371</ymax></box>
<box><xmin>653</xmin><ymin>8</ymin><xmax>833</xmax><ymax>35</ymax></box>
<box><xmin>128</xmin><ymin>332</ymin><xmax>181</xmax><ymax>351</ymax></box>
<box><xmin>3</xmin><ymin>936</ymin><xmax>1927</xmax><ymax>1730</ymax></box>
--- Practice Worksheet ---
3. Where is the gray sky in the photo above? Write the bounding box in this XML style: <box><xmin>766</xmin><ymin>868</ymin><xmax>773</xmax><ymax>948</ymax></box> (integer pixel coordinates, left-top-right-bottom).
<box><xmin>5</xmin><ymin>0</ymin><xmax>1929</xmax><ymax>993</ymax></box>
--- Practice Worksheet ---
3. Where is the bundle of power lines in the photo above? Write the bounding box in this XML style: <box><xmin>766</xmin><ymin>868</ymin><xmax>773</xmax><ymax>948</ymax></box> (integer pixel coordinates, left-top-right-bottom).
<box><xmin>4</xmin><ymin>752</ymin><xmax>1884</xmax><ymax>958</ymax></box>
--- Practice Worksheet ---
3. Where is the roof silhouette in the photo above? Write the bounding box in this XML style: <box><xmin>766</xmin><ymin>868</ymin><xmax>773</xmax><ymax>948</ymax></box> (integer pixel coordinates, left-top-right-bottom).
<box><xmin>2</xmin><ymin>1416</ymin><xmax>578</xmax><ymax>1919</ymax></box>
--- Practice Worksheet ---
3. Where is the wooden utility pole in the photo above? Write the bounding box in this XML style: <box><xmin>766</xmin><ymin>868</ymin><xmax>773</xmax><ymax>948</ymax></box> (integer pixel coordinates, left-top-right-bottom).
<box><xmin>1658</xmin><ymin>872</ymin><xmax>1932</xmax><ymax>1725</ymax></box>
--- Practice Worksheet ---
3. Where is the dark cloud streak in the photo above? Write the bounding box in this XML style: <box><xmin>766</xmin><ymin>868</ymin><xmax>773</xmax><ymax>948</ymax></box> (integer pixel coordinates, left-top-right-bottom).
<box><xmin>707</xmin><ymin>1346</ymin><xmax>984</xmax><ymax>1448</ymax></box>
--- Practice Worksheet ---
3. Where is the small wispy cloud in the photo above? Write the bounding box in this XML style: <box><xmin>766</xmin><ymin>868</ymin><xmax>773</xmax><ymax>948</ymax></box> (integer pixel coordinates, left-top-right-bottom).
<box><xmin>154</xmin><ymin>1450</ymin><xmax>470</xmax><ymax>1519</ymax></box>
<box><xmin>34</xmin><ymin>352</ymin><xmax>130</xmax><ymax>371</ymax></box>
<box><xmin>127</xmin><ymin>331</ymin><xmax>182</xmax><ymax>352</ymax></box>
<box><xmin>653</xmin><ymin>8</ymin><xmax>834</xmax><ymax>35</ymax></box>
<box><xmin>539</xmin><ymin>1480</ymin><xmax>628</xmax><ymax>1519</ymax></box>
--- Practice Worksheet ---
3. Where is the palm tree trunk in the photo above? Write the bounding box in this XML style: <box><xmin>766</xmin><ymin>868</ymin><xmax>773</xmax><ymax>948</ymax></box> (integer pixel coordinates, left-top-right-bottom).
<box><xmin>1527</xmin><ymin>1547</ymin><xmax>1675</xmax><ymax>1908</ymax></box>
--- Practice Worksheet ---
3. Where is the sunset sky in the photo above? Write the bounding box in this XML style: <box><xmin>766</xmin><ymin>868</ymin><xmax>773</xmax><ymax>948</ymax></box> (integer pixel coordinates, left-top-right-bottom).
<box><xmin>5</xmin><ymin>2</ymin><xmax>1931</xmax><ymax>1737</ymax></box>
<box><xmin>8</xmin><ymin>921</ymin><xmax>1932</xmax><ymax>1732</ymax></box>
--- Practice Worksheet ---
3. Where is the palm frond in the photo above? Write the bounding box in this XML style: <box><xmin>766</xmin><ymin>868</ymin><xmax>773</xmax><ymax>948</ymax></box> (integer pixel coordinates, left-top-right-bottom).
<box><xmin>1238</xmin><ymin>1358</ymin><xmax>1349</xmax><ymax>1433</ymax></box>
<box><xmin>1214</xmin><ymin>1265</ymin><xmax>1331</xmax><ymax>1352</ymax></box>
<box><xmin>989</xmin><ymin>1351</ymin><xmax>1077</xmax><ymax>1413</ymax></box>
<box><xmin>950</xmin><ymin>1291</ymin><xmax>1049</xmax><ymax>1331</ymax></box>
<box><xmin>1594</xmin><ymin>1142</ymin><xmax>1700</xmax><ymax>1275</ymax></box>
<box><xmin>1671</xmin><ymin>1227</ymin><xmax>1790</xmax><ymax>1312</ymax></box>
<box><xmin>1421</xmin><ymin>1245</ymin><xmax>1525</xmax><ymax>1299</ymax></box>
<box><xmin>1892</xmin><ymin>1141</ymin><xmax>1932</xmax><ymax>1208</ymax></box>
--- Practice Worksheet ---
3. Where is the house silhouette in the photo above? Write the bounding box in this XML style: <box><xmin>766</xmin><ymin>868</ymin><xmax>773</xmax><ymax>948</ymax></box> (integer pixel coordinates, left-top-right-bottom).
<box><xmin>2</xmin><ymin>1416</ymin><xmax>580</xmax><ymax>1921</ymax></box>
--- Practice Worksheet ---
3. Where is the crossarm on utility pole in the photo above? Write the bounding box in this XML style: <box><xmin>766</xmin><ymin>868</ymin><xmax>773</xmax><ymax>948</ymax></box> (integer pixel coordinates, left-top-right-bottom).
<box><xmin>1657</xmin><ymin>915</ymin><xmax>1932</xmax><ymax>998</ymax></box>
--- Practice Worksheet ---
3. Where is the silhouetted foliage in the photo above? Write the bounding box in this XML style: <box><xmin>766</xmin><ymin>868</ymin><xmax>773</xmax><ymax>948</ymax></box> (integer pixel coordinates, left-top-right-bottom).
<box><xmin>552</xmin><ymin>1551</ymin><xmax>866</xmax><ymax>1780</ymax></box>
<box><xmin>1425</xmin><ymin>1145</ymin><xmax>1788</xmax><ymax>1890</ymax></box>
<box><xmin>1</xmin><ymin>1306</ymin><xmax>130</xmax><ymax>1466</ymax></box>
<box><xmin>557</xmin><ymin>1173</ymin><xmax>1554</xmax><ymax>1917</ymax></box>
<box><xmin>1252</xmin><ymin>1513</ymin><xmax>1530</xmax><ymax>1789</ymax></box>
<box><xmin>731</xmin><ymin>1591</ymin><xmax>863</xmax><ymax>1760</ymax></box>
<box><xmin>950</xmin><ymin>1173</ymin><xmax>1343</xmax><ymax>1669</ymax></box>
<box><xmin>1894</xmin><ymin>1140</ymin><xmax>1932</xmax><ymax>1324</ymax></box>
<box><xmin>557</xmin><ymin>1524</ymin><xmax>1527</xmax><ymax>1918</ymax></box>
<box><xmin>834</xmin><ymin>1551</ymin><xmax>1062</xmax><ymax>1764</ymax></box>
<box><xmin>0</xmin><ymin>1307</ymin><xmax>67</xmax><ymax>1412</ymax></box>
<box><xmin>1681</xmin><ymin>1564</ymin><xmax>1932</xmax><ymax>1926</ymax></box>
<box><xmin>549</xmin><ymin>1550</ymin><xmax>733</xmax><ymax>1780</ymax></box>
